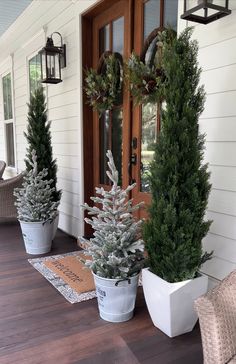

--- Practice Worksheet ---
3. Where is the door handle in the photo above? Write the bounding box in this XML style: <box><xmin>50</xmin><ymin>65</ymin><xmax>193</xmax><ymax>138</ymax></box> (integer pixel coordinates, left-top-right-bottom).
<box><xmin>128</xmin><ymin>153</ymin><xmax>137</xmax><ymax>184</ymax></box>
<box><xmin>132</xmin><ymin>137</ymin><xmax>137</xmax><ymax>150</ymax></box>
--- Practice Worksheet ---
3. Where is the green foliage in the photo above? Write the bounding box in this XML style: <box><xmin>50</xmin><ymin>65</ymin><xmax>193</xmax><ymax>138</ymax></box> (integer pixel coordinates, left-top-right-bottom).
<box><xmin>84</xmin><ymin>54</ymin><xmax>123</xmax><ymax>115</ymax></box>
<box><xmin>126</xmin><ymin>29</ymin><xmax>176</xmax><ymax>105</ymax></box>
<box><xmin>14</xmin><ymin>151</ymin><xmax>59</xmax><ymax>222</ymax></box>
<box><xmin>81</xmin><ymin>150</ymin><xmax>145</xmax><ymax>279</ymax></box>
<box><xmin>143</xmin><ymin>28</ymin><xmax>213</xmax><ymax>283</ymax></box>
<box><xmin>24</xmin><ymin>87</ymin><xmax>61</xmax><ymax>203</ymax></box>
<box><xmin>126</xmin><ymin>52</ymin><xmax>166</xmax><ymax>105</ymax></box>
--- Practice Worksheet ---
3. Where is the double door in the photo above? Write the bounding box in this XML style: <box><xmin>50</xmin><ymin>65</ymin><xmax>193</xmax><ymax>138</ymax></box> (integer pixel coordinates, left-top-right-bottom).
<box><xmin>91</xmin><ymin>0</ymin><xmax>178</xmax><ymax>218</ymax></box>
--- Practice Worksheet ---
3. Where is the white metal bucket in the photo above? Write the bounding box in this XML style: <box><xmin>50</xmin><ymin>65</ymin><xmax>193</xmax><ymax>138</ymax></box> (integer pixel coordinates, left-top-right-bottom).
<box><xmin>19</xmin><ymin>220</ymin><xmax>53</xmax><ymax>255</ymax></box>
<box><xmin>93</xmin><ymin>272</ymin><xmax>139</xmax><ymax>322</ymax></box>
<box><xmin>52</xmin><ymin>212</ymin><xmax>59</xmax><ymax>240</ymax></box>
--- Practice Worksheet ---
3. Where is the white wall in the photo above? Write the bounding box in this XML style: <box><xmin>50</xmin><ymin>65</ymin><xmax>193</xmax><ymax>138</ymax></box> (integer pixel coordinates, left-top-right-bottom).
<box><xmin>179</xmin><ymin>0</ymin><xmax>236</xmax><ymax>283</ymax></box>
<box><xmin>0</xmin><ymin>0</ymin><xmax>97</xmax><ymax>237</ymax></box>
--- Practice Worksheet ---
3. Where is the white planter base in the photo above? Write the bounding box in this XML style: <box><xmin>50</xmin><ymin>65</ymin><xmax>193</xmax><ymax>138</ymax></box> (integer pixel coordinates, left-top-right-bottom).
<box><xmin>100</xmin><ymin>308</ymin><xmax>134</xmax><ymax>322</ymax></box>
<box><xmin>142</xmin><ymin>268</ymin><xmax>208</xmax><ymax>338</ymax></box>
<box><xmin>93</xmin><ymin>273</ymin><xmax>139</xmax><ymax>323</ymax></box>
<box><xmin>20</xmin><ymin>220</ymin><xmax>53</xmax><ymax>255</ymax></box>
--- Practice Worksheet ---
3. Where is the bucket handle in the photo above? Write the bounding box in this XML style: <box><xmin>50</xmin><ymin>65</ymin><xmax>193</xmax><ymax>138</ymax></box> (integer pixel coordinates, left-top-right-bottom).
<box><xmin>115</xmin><ymin>278</ymin><xmax>131</xmax><ymax>286</ymax></box>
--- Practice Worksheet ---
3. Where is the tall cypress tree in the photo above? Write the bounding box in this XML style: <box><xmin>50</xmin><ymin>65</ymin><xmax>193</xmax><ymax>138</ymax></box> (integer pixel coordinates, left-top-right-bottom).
<box><xmin>24</xmin><ymin>87</ymin><xmax>61</xmax><ymax>203</ymax></box>
<box><xmin>143</xmin><ymin>28</ymin><xmax>212</xmax><ymax>283</ymax></box>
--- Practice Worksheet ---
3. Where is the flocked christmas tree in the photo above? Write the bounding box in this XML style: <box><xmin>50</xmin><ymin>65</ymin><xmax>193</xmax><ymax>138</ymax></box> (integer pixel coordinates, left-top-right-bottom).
<box><xmin>143</xmin><ymin>28</ymin><xmax>213</xmax><ymax>283</ymax></box>
<box><xmin>81</xmin><ymin>150</ymin><xmax>145</xmax><ymax>279</ymax></box>
<box><xmin>24</xmin><ymin>87</ymin><xmax>61</xmax><ymax>203</ymax></box>
<box><xmin>14</xmin><ymin>150</ymin><xmax>59</xmax><ymax>222</ymax></box>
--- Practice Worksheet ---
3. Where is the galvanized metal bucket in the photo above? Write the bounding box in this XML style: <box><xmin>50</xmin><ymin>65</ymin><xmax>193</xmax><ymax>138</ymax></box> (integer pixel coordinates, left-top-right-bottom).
<box><xmin>19</xmin><ymin>220</ymin><xmax>53</xmax><ymax>255</ymax></box>
<box><xmin>93</xmin><ymin>272</ymin><xmax>139</xmax><ymax>322</ymax></box>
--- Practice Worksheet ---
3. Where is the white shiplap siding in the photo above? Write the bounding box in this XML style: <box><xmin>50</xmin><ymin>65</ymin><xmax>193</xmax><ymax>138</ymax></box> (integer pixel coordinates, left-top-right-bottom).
<box><xmin>0</xmin><ymin>0</ymin><xmax>96</xmax><ymax>237</ymax></box>
<box><xmin>179</xmin><ymin>0</ymin><xmax>236</xmax><ymax>281</ymax></box>
<box><xmin>1</xmin><ymin>0</ymin><xmax>235</xmax><ymax>281</ymax></box>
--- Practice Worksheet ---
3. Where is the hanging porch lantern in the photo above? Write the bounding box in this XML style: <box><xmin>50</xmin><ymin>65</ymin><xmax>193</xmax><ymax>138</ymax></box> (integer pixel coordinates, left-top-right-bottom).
<box><xmin>181</xmin><ymin>0</ymin><xmax>231</xmax><ymax>24</ymax></box>
<box><xmin>39</xmin><ymin>32</ymin><xmax>66</xmax><ymax>84</ymax></box>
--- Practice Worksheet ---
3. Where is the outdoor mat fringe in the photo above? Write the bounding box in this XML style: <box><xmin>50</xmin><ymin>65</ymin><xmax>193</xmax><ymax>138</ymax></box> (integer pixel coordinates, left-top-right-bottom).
<box><xmin>28</xmin><ymin>251</ymin><xmax>96</xmax><ymax>304</ymax></box>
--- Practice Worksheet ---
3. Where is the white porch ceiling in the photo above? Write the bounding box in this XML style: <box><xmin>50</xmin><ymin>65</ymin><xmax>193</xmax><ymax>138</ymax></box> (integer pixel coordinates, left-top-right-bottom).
<box><xmin>0</xmin><ymin>0</ymin><xmax>32</xmax><ymax>37</ymax></box>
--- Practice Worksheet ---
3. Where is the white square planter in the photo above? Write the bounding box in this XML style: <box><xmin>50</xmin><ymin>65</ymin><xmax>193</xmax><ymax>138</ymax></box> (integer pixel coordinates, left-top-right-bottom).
<box><xmin>142</xmin><ymin>268</ymin><xmax>208</xmax><ymax>338</ymax></box>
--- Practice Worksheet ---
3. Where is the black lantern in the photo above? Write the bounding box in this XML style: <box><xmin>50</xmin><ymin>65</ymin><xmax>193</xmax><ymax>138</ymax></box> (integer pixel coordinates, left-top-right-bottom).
<box><xmin>39</xmin><ymin>32</ymin><xmax>66</xmax><ymax>84</ymax></box>
<box><xmin>181</xmin><ymin>0</ymin><xmax>231</xmax><ymax>24</ymax></box>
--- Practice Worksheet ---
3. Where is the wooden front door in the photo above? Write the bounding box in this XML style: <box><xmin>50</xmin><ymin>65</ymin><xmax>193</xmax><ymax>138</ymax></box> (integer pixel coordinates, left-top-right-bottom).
<box><xmin>83</xmin><ymin>0</ymin><xmax>178</xmax><ymax>228</ymax></box>
<box><xmin>92</xmin><ymin>0</ymin><xmax>131</xmax><ymax>192</ymax></box>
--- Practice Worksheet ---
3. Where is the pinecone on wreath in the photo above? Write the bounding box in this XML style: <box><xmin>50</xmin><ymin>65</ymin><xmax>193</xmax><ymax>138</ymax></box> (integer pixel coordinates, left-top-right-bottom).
<box><xmin>143</xmin><ymin>76</ymin><xmax>157</xmax><ymax>94</ymax></box>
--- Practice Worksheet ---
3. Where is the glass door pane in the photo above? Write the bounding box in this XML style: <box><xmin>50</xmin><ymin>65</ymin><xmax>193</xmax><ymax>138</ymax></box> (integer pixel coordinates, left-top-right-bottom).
<box><xmin>111</xmin><ymin>108</ymin><xmax>123</xmax><ymax>185</ymax></box>
<box><xmin>143</xmin><ymin>0</ymin><xmax>160</xmax><ymax>41</ymax></box>
<box><xmin>139</xmin><ymin>0</ymin><xmax>178</xmax><ymax>193</ymax></box>
<box><xmin>99</xmin><ymin>24</ymin><xmax>110</xmax><ymax>56</ymax></box>
<box><xmin>113</xmin><ymin>17</ymin><xmax>124</xmax><ymax>54</ymax></box>
<box><xmin>98</xmin><ymin>15</ymin><xmax>124</xmax><ymax>186</ymax></box>
<box><xmin>164</xmin><ymin>0</ymin><xmax>178</xmax><ymax>30</ymax></box>
<box><xmin>140</xmin><ymin>103</ymin><xmax>158</xmax><ymax>192</ymax></box>
<box><xmin>99</xmin><ymin>111</ymin><xmax>110</xmax><ymax>185</ymax></box>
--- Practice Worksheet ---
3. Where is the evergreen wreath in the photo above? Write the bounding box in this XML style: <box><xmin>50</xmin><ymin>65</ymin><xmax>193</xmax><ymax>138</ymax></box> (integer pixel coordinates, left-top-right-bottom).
<box><xmin>126</xmin><ymin>28</ymin><xmax>175</xmax><ymax>105</ymax></box>
<box><xmin>84</xmin><ymin>51</ymin><xmax>123</xmax><ymax>115</ymax></box>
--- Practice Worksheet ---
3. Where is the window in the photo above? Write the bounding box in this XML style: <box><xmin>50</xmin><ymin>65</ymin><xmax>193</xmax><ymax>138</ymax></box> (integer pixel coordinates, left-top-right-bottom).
<box><xmin>29</xmin><ymin>53</ymin><xmax>41</xmax><ymax>94</ymax></box>
<box><xmin>2</xmin><ymin>72</ymin><xmax>15</xmax><ymax>167</ymax></box>
<box><xmin>2</xmin><ymin>73</ymin><xmax>13</xmax><ymax>120</ymax></box>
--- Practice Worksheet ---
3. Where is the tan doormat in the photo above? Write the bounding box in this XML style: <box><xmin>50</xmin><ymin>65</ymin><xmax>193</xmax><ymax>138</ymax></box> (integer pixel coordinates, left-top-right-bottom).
<box><xmin>28</xmin><ymin>251</ymin><xmax>96</xmax><ymax>304</ymax></box>
<box><xmin>44</xmin><ymin>255</ymin><xmax>95</xmax><ymax>293</ymax></box>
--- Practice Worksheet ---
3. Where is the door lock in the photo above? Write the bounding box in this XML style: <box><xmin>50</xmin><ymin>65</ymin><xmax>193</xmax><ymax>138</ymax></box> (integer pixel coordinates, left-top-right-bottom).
<box><xmin>130</xmin><ymin>153</ymin><xmax>137</xmax><ymax>165</ymax></box>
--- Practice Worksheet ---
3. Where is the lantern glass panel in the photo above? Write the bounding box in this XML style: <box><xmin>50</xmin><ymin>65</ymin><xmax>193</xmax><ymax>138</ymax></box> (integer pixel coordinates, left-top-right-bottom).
<box><xmin>41</xmin><ymin>52</ymin><xmax>47</xmax><ymax>80</ymax></box>
<box><xmin>46</xmin><ymin>54</ymin><xmax>53</xmax><ymax>78</ymax></box>
<box><xmin>55</xmin><ymin>53</ymin><xmax>60</xmax><ymax>78</ymax></box>
<box><xmin>186</xmin><ymin>0</ymin><xmax>226</xmax><ymax>17</ymax></box>
<box><xmin>46</xmin><ymin>53</ymin><xmax>60</xmax><ymax>79</ymax></box>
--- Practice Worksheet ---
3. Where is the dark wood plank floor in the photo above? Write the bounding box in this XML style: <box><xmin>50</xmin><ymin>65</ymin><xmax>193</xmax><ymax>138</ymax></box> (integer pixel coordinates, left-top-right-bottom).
<box><xmin>0</xmin><ymin>220</ymin><xmax>203</xmax><ymax>364</ymax></box>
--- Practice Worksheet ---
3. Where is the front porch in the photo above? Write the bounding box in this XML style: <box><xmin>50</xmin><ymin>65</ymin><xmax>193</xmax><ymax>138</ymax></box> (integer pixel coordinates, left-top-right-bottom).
<box><xmin>0</xmin><ymin>220</ymin><xmax>202</xmax><ymax>364</ymax></box>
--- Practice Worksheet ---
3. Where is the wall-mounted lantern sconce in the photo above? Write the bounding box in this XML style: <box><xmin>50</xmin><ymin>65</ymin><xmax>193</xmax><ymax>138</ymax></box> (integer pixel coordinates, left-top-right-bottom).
<box><xmin>181</xmin><ymin>0</ymin><xmax>231</xmax><ymax>24</ymax></box>
<box><xmin>39</xmin><ymin>32</ymin><xmax>66</xmax><ymax>84</ymax></box>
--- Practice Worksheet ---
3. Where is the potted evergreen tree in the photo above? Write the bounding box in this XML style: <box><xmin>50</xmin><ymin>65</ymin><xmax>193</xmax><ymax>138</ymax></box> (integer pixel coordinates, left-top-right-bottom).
<box><xmin>24</xmin><ymin>87</ymin><xmax>61</xmax><ymax>238</ymax></box>
<box><xmin>82</xmin><ymin>150</ymin><xmax>145</xmax><ymax>323</ymax></box>
<box><xmin>14</xmin><ymin>151</ymin><xmax>59</xmax><ymax>255</ymax></box>
<box><xmin>142</xmin><ymin>28</ymin><xmax>213</xmax><ymax>337</ymax></box>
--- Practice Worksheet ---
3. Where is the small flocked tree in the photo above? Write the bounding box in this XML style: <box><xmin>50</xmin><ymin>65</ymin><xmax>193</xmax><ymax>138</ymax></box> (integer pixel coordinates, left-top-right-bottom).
<box><xmin>14</xmin><ymin>150</ymin><xmax>59</xmax><ymax>222</ymax></box>
<box><xmin>143</xmin><ymin>28</ymin><xmax>212</xmax><ymax>283</ymax></box>
<box><xmin>81</xmin><ymin>150</ymin><xmax>145</xmax><ymax>279</ymax></box>
<box><xmin>24</xmin><ymin>87</ymin><xmax>61</xmax><ymax>203</ymax></box>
